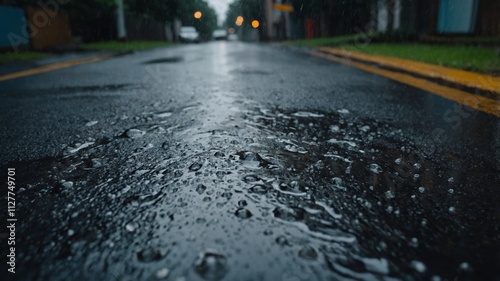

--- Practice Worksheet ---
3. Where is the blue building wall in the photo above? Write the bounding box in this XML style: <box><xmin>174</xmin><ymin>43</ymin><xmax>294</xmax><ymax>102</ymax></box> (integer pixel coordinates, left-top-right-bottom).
<box><xmin>0</xmin><ymin>5</ymin><xmax>29</xmax><ymax>50</ymax></box>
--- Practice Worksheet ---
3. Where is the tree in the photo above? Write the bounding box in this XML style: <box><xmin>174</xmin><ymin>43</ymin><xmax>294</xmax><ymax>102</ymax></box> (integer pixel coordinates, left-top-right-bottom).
<box><xmin>176</xmin><ymin>0</ymin><xmax>218</xmax><ymax>40</ymax></box>
<box><xmin>224</xmin><ymin>0</ymin><xmax>265</xmax><ymax>40</ymax></box>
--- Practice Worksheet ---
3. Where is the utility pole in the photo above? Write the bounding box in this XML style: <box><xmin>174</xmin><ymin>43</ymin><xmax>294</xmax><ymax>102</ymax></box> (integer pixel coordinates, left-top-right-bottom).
<box><xmin>265</xmin><ymin>0</ymin><xmax>273</xmax><ymax>41</ymax></box>
<box><xmin>116</xmin><ymin>0</ymin><xmax>127</xmax><ymax>40</ymax></box>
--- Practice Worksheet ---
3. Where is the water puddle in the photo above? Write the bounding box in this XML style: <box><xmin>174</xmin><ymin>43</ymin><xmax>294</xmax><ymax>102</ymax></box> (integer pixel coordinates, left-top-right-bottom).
<box><xmin>8</xmin><ymin>93</ymin><xmax>498</xmax><ymax>281</ymax></box>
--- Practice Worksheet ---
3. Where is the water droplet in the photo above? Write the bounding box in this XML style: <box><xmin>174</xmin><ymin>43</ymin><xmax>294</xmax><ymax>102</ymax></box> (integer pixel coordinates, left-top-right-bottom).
<box><xmin>214</xmin><ymin>151</ymin><xmax>225</xmax><ymax>157</ymax></box>
<box><xmin>369</xmin><ymin>164</ymin><xmax>383</xmax><ymax>174</ymax></box>
<box><xmin>237</xmin><ymin>200</ymin><xmax>247</xmax><ymax>207</ymax></box>
<box><xmin>221</xmin><ymin>192</ymin><xmax>232</xmax><ymax>199</ymax></box>
<box><xmin>418</xmin><ymin>187</ymin><xmax>425</xmax><ymax>193</ymax></box>
<box><xmin>174</xmin><ymin>170</ymin><xmax>183</xmax><ymax>177</ymax></box>
<box><xmin>263</xmin><ymin>229</ymin><xmax>273</xmax><ymax>236</ymax></box>
<box><xmin>249</xmin><ymin>184</ymin><xmax>268</xmax><ymax>194</ymax></box>
<box><xmin>409</xmin><ymin>237</ymin><xmax>418</xmax><ymax>248</ymax></box>
<box><xmin>298</xmin><ymin>245</ymin><xmax>318</xmax><ymax>260</ymax></box>
<box><xmin>276</xmin><ymin>181</ymin><xmax>307</xmax><ymax>196</ymax></box>
<box><xmin>448</xmin><ymin>206</ymin><xmax>456</xmax><ymax>213</ymax></box>
<box><xmin>196</xmin><ymin>184</ymin><xmax>207</xmax><ymax>194</ymax></box>
<box><xmin>68</xmin><ymin>229</ymin><xmax>75</xmax><ymax>236</ymax></box>
<box><xmin>61</xmin><ymin>181</ymin><xmax>74</xmax><ymax>189</ymax></box>
<box><xmin>395</xmin><ymin>158</ymin><xmax>402</xmax><ymax>164</ymax></box>
<box><xmin>242</xmin><ymin>175</ymin><xmax>260</xmax><ymax>183</ymax></box>
<box><xmin>413</xmin><ymin>163</ymin><xmax>422</xmax><ymax>169</ymax></box>
<box><xmin>85</xmin><ymin>120</ymin><xmax>98</xmax><ymax>127</ymax></box>
<box><xmin>137</xmin><ymin>247</ymin><xmax>163</xmax><ymax>263</ymax></box>
<box><xmin>276</xmin><ymin>235</ymin><xmax>289</xmax><ymax>246</ymax></box>
<box><xmin>410</xmin><ymin>260</ymin><xmax>426</xmax><ymax>273</ymax></box>
<box><xmin>91</xmin><ymin>158</ymin><xmax>103</xmax><ymax>168</ymax></box>
<box><xmin>330</xmin><ymin>125</ymin><xmax>340</xmax><ymax>132</ymax></box>
<box><xmin>154</xmin><ymin>268</ymin><xmax>170</xmax><ymax>279</ymax></box>
<box><xmin>125</xmin><ymin>221</ymin><xmax>139</xmax><ymax>232</ymax></box>
<box><xmin>448</xmin><ymin>189</ymin><xmax>454</xmax><ymax>194</ymax></box>
<box><xmin>385</xmin><ymin>190</ymin><xmax>395</xmax><ymax>199</ymax></box>
<box><xmin>448</xmin><ymin>177</ymin><xmax>454</xmax><ymax>183</ymax></box>
<box><xmin>337</xmin><ymin>109</ymin><xmax>350</xmax><ymax>114</ymax></box>
<box><xmin>196</xmin><ymin>218</ymin><xmax>207</xmax><ymax>224</ymax></box>
<box><xmin>284</xmin><ymin>144</ymin><xmax>308</xmax><ymax>154</ymax></box>
<box><xmin>234</xmin><ymin>208</ymin><xmax>252</xmax><ymax>219</ymax></box>
<box><xmin>272</xmin><ymin>206</ymin><xmax>306</xmax><ymax>222</ymax></box>
<box><xmin>193</xmin><ymin>250</ymin><xmax>228</xmax><ymax>281</ymax></box>
<box><xmin>459</xmin><ymin>262</ymin><xmax>471</xmax><ymax>271</ymax></box>
<box><xmin>292</xmin><ymin>111</ymin><xmax>324</xmax><ymax>118</ymax></box>
<box><xmin>189</xmin><ymin>162</ymin><xmax>202</xmax><ymax>172</ymax></box>
<box><xmin>156</xmin><ymin>112</ymin><xmax>173</xmax><ymax>118</ymax></box>
<box><xmin>358</xmin><ymin>125</ymin><xmax>370</xmax><ymax>133</ymax></box>
<box><xmin>161</xmin><ymin>142</ymin><xmax>169</xmax><ymax>150</ymax></box>
<box><xmin>124</xmin><ymin>128</ymin><xmax>146</xmax><ymax>139</ymax></box>
<box><xmin>216</xmin><ymin>171</ymin><xmax>226</xmax><ymax>179</ymax></box>
<box><xmin>236</xmin><ymin>151</ymin><xmax>273</xmax><ymax>169</ymax></box>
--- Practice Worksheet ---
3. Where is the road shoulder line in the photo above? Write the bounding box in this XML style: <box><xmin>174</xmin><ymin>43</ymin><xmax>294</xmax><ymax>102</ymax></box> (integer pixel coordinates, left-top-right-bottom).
<box><xmin>0</xmin><ymin>53</ymin><xmax>116</xmax><ymax>82</ymax></box>
<box><xmin>312</xmin><ymin>50</ymin><xmax>500</xmax><ymax>117</ymax></box>
<box><xmin>317</xmin><ymin>47</ymin><xmax>500</xmax><ymax>95</ymax></box>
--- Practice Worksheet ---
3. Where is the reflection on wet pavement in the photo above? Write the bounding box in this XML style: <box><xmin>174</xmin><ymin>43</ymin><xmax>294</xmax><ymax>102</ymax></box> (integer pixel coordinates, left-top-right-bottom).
<box><xmin>5</xmin><ymin>88</ymin><xmax>498</xmax><ymax>281</ymax></box>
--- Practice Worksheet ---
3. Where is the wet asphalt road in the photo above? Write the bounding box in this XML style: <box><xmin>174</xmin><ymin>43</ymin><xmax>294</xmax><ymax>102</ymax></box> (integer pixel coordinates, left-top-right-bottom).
<box><xmin>0</xmin><ymin>42</ymin><xmax>499</xmax><ymax>281</ymax></box>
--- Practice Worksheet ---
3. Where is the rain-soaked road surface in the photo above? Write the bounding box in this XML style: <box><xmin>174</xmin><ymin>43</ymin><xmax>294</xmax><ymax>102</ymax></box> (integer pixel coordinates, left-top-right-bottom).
<box><xmin>0</xmin><ymin>42</ymin><xmax>499</xmax><ymax>281</ymax></box>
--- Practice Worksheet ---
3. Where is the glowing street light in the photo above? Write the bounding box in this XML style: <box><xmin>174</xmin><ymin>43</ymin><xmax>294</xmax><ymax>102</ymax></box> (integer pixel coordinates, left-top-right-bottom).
<box><xmin>194</xmin><ymin>11</ymin><xmax>202</xmax><ymax>19</ymax></box>
<box><xmin>251</xmin><ymin>20</ymin><xmax>260</xmax><ymax>28</ymax></box>
<box><xmin>235</xmin><ymin>16</ymin><xmax>244</xmax><ymax>26</ymax></box>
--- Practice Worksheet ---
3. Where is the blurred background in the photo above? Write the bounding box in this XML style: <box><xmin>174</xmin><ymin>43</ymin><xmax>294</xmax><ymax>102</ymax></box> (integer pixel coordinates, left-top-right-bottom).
<box><xmin>1</xmin><ymin>0</ymin><xmax>499</xmax><ymax>50</ymax></box>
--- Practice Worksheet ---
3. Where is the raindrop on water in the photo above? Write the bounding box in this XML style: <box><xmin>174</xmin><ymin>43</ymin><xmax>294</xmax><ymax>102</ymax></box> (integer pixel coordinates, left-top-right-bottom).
<box><xmin>234</xmin><ymin>208</ymin><xmax>253</xmax><ymax>219</ymax></box>
<box><xmin>410</xmin><ymin>260</ymin><xmax>427</xmax><ymax>273</ymax></box>
<box><xmin>154</xmin><ymin>268</ymin><xmax>170</xmax><ymax>279</ymax></box>
<box><xmin>85</xmin><ymin>120</ymin><xmax>98</xmax><ymax>127</ymax></box>
<box><xmin>298</xmin><ymin>245</ymin><xmax>318</xmax><ymax>260</ymax></box>
<box><xmin>137</xmin><ymin>247</ymin><xmax>163</xmax><ymax>263</ymax></box>
<box><xmin>237</xmin><ymin>200</ymin><xmax>248</xmax><ymax>207</ymax></box>
<box><xmin>124</xmin><ymin>128</ymin><xmax>146</xmax><ymax>139</ymax></box>
<box><xmin>249</xmin><ymin>184</ymin><xmax>268</xmax><ymax>195</ymax></box>
<box><xmin>276</xmin><ymin>235</ymin><xmax>289</xmax><ymax>246</ymax></box>
<box><xmin>273</xmin><ymin>206</ymin><xmax>306</xmax><ymax>222</ymax></box>
<box><xmin>189</xmin><ymin>162</ymin><xmax>203</xmax><ymax>172</ymax></box>
<box><xmin>125</xmin><ymin>221</ymin><xmax>139</xmax><ymax>232</ymax></box>
<box><xmin>243</xmin><ymin>175</ymin><xmax>260</xmax><ymax>183</ymax></box>
<box><xmin>193</xmin><ymin>250</ymin><xmax>229</xmax><ymax>281</ymax></box>
<box><xmin>196</xmin><ymin>184</ymin><xmax>207</xmax><ymax>194</ymax></box>
<box><xmin>369</xmin><ymin>164</ymin><xmax>383</xmax><ymax>174</ymax></box>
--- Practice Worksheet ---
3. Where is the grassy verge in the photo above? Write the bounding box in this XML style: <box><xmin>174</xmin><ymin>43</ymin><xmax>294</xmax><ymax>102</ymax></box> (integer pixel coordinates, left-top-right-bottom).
<box><xmin>82</xmin><ymin>41</ymin><xmax>174</xmax><ymax>51</ymax></box>
<box><xmin>0</xmin><ymin>51</ymin><xmax>51</xmax><ymax>63</ymax></box>
<box><xmin>339</xmin><ymin>44</ymin><xmax>500</xmax><ymax>74</ymax></box>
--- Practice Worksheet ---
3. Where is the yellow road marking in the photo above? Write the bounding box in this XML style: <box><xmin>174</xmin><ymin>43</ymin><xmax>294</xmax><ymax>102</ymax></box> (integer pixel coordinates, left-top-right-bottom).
<box><xmin>312</xmin><ymin>51</ymin><xmax>500</xmax><ymax>117</ymax></box>
<box><xmin>318</xmin><ymin>47</ymin><xmax>500</xmax><ymax>94</ymax></box>
<box><xmin>0</xmin><ymin>54</ymin><xmax>114</xmax><ymax>82</ymax></box>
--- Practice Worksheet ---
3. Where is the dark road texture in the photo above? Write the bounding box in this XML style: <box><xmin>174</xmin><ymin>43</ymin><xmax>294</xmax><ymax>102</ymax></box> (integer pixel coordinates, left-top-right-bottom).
<box><xmin>0</xmin><ymin>42</ymin><xmax>498</xmax><ymax>281</ymax></box>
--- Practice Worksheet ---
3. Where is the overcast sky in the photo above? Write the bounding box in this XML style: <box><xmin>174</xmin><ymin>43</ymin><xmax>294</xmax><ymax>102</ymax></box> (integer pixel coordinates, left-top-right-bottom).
<box><xmin>206</xmin><ymin>0</ymin><xmax>232</xmax><ymax>26</ymax></box>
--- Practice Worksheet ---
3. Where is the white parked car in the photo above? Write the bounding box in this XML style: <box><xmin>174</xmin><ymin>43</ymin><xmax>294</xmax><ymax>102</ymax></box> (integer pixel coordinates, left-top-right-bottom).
<box><xmin>179</xmin><ymin>26</ymin><xmax>199</xmax><ymax>43</ymax></box>
<box><xmin>212</xmin><ymin>29</ymin><xmax>228</xmax><ymax>40</ymax></box>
